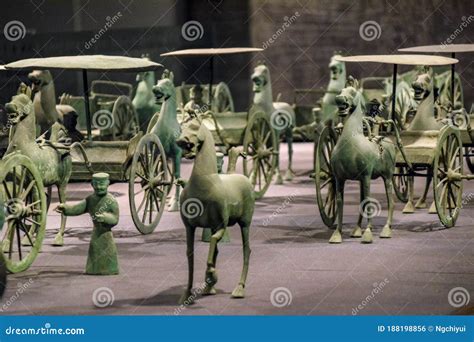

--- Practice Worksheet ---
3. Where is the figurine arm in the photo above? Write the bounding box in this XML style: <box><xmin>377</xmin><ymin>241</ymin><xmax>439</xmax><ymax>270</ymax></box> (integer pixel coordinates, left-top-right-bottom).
<box><xmin>61</xmin><ymin>200</ymin><xmax>87</xmax><ymax>216</ymax></box>
<box><xmin>95</xmin><ymin>199</ymin><xmax>119</xmax><ymax>226</ymax></box>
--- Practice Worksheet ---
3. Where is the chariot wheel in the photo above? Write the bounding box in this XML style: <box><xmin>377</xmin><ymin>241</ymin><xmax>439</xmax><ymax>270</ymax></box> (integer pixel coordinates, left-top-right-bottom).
<box><xmin>314</xmin><ymin>126</ymin><xmax>337</xmax><ymax>228</ymax></box>
<box><xmin>243</xmin><ymin>111</ymin><xmax>277</xmax><ymax>199</ymax></box>
<box><xmin>0</xmin><ymin>154</ymin><xmax>47</xmax><ymax>273</ymax></box>
<box><xmin>393</xmin><ymin>166</ymin><xmax>409</xmax><ymax>203</ymax></box>
<box><xmin>129</xmin><ymin>134</ymin><xmax>169</xmax><ymax>234</ymax></box>
<box><xmin>432</xmin><ymin>128</ymin><xmax>463</xmax><ymax>228</ymax></box>
<box><xmin>465</xmin><ymin>147</ymin><xmax>474</xmax><ymax>174</ymax></box>
<box><xmin>111</xmin><ymin>95</ymin><xmax>140</xmax><ymax>140</ymax></box>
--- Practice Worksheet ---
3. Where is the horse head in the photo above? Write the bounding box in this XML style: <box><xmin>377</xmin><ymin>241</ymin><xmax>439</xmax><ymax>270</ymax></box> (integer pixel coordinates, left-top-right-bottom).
<box><xmin>152</xmin><ymin>69</ymin><xmax>175</xmax><ymax>105</ymax></box>
<box><xmin>412</xmin><ymin>66</ymin><xmax>433</xmax><ymax>101</ymax></box>
<box><xmin>251</xmin><ymin>63</ymin><xmax>270</xmax><ymax>93</ymax></box>
<box><xmin>176</xmin><ymin>115</ymin><xmax>204</xmax><ymax>159</ymax></box>
<box><xmin>5</xmin><ymin>94</ymin><xmax>34</xmax><ymax>126</ymax></box>
<box><xmin>28</xmin><ymin>70</ymin><xmax>53</xmax><ymax>94</ymax></box>
<box><xmin>335</xmin><ymin>76</ymin><xmax>365</xmax><ymax>117</ymax></box>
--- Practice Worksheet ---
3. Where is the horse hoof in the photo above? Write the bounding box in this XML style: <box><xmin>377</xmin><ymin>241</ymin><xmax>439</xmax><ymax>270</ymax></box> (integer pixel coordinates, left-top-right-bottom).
<box><xmin>428</xmin><ymin>201</ymin><xmax>437</xmax><ymax>214</ymax></box>
<box><xmin>415</xmin><ymin>199</ymin><xmax>427</xmax><ymax>209</ymax></box>
<box><xmin>231</xmin><ymin>284</ymin><xmax>245</xmax><ymax>298</ymax></box>
<box><xmin>178</xmin><ymin>291</ymin><xmax>195</xmax><ymax>305</ymax></box>
<box><xmin>205</xmin><ymin>267</ymin><xmax>218</xmax><ymax>287</ymax></box>
<box><xmin>52</xmin><ymin>234</ymin><xmax>64</xmax><ymax>247</ymax></box>
<box><xmin>21</xmin><ymin>235</ymin><xmax>34</xmax><ymax>246</ymax></box>
<box><xmin>274</xmin><ymin>174</ymin><xmax>283</xmax><ymax>185</ymax></box>
<box><xmin>2</xmin><ymin>239</ymin><xmax>10</xmax><ymax>253</ymax></box>
<box><xmin>361</xmin><ymin>229</ymin><xmax>373</xmax><ymax>244</ymax></box>
<box><xmin>283</xmin><ymin>170</ymin><xmax>294</xmax><ymax>182</ymax></box>
<box><xmin>329</xmin><ymin>230</ymin><xmax>342</xmax><ymax>244</ymax></box>
<box><xmin>402</xmin><ymin>201</ymin><xmax>415</xmax><ymax>214</ymax></box>
<box><xmin>351</xmin><ymin>226</ymin><xmax>362</xmax><ymax>238</ymax></box>
<box><xmin>202</xmin><ymin>286</ymin><xmax>217</xmax><ymax>296</ymax></box>
<box><xmin>380</xmin><ymin>225</ymin><xmax>392</xmax><ymax>238</ymax></box>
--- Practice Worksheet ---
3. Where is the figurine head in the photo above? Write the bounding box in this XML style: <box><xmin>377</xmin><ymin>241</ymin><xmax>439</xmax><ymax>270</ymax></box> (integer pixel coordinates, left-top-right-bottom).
<box><xmin>5</xmin><ymin>94</ymin><xmax>34</xmax><ymax>125</ymax></box>
<box><xmin>189</xmin><ymin>84</ymin><xmax>203</xmax><ymax>102</ymax></box>
<box><xmin>153</xmin><ymin>69</ymin><xmax>175</xmax><ymax>104</ymax></box>
<box><xmin>412</xmin><ymin>66</ymin><xmax>433</xmax><ymax>101</ymax></box>
<box><xmin>251</xmin><ymin>63</ymin><xmax>270</xmax><ymax>93</ymax></box>
<box><xmin>28</xmin><ymin>70</ymin><xmax>53</xmax><ymax>93</ymax></box>
<box><xmin>335</xmin><ymin>76</ymin><xmax>364</xmax><ymax>116</ymax></box>
<box><xmin>92</xmin><ymin>173</ymin><xmax>110</xmax><ymax>196</ymax></box>
<box><xmin>176</xmin><ymin>116</ymin><xmax>204</xmax><ymax>159</ymax></box>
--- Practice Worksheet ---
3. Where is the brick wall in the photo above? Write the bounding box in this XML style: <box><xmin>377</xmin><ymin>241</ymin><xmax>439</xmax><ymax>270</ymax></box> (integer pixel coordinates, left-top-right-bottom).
<box><xmin>249</xmin><ymin>0</ymin><xmax>473</xmax><ymax>109</ymax></box>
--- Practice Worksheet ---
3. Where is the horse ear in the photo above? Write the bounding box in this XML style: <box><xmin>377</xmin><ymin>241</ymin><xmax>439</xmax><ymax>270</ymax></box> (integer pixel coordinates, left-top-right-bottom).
<box><xmin>169</xmin><ymin>71</ymin><xmax>174</xmax><ymax>82</ymax></box>
<box><xmin>161</xmin><ymin>69</ymin><xmax>170</xmax><ymax>79</ymax></box>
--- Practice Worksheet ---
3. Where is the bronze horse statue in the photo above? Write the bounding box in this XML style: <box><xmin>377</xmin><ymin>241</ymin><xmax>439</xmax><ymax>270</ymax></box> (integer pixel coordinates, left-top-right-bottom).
<box><xmin>330</xmin><ymin>78</ymin><xmax>395</xmax><ymax>244</ymax></box>
<box><xmin>176</xmin><ymin>114</ymin><xmax>255</xmax><ymax>304</ymax></box>
<box><xmin>4</xmin><ymin>94</ymin><xmax>72</xmax><ymax>247</ymax></box>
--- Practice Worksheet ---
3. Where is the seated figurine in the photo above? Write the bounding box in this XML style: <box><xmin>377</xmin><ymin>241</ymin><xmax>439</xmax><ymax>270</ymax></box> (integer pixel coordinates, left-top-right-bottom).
<box><xmin>56</xmin><ymin>173</ymin><xmax>119</xmax><ymax>275</ymax></box>
<box><xmin>183</xmin><ymin>84</ymin><xmax>206</xmax><ymax>114</ymax></box>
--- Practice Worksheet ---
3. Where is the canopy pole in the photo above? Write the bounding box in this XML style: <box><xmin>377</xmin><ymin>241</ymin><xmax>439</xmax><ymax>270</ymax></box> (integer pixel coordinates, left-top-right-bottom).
<box><xmin>82</xmin><ymin>69</ymin><xmax>92</xmax><ymax>141</ymax></box>
<box><xmin>208</xmin><ymin>55</ymin><xmax>214</xmax><ymax>108</ymax></box>
<box><xmin>391</xmin><ymin>63</ymin><xmax>398</xmax><ymax>120</ymax></box>
<box><xmin>451</xmin><ymin>52</ymin><xmax>455</xmax><ymax>109</ymax></box>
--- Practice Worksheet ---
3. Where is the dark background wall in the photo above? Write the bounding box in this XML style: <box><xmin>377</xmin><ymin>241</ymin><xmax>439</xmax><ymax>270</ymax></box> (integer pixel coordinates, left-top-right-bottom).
<box><xmin>1</xmin><ymin>0</ymin><xmax>472</xmax><ymax>109</ymax></box>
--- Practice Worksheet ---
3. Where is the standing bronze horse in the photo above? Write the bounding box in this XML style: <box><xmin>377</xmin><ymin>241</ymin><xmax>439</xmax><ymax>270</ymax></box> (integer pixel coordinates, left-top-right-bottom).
<box><xmin>330</xmin><ymin>79</ymin><xmax>395</xmax><ymax>244</ymax></box>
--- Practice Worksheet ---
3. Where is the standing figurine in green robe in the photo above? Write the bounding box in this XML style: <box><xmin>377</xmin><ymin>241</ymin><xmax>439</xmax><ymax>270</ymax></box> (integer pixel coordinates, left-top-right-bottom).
<box><xmin>56</xmin><ymin>173</ymin><xmax>120</xmax><ymax>275</ymax></box>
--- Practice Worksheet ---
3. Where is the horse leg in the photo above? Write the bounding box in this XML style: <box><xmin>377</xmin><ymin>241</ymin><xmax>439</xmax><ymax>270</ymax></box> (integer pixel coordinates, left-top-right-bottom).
<box><xmin>415</xmin><ymin>173</ymin><xmax>431</xmax><ymax>209</ymax></box>
<box><xmin>402</xmin><ymin>176</ymin><xmax>415</xmax><ymax>214</ymax></box>
<box><xmin>52</xmin><ymin>184</ymin><xmax>68</xmax><ymax>246</ymax></box>
<box><xmin>168</xmin><ymin>151</ymin><xmax>181</xmax><ymax>212</ymax></box>
<box><xmin>329</xmin><ymin>178</ymin><xmax>344</xmax><ymax>243</ymax></box>
<box><xmin>274</xmin><ymin>139</ymin><xmax>283</xmax><ymax>185</ymax></box>
<box><xmin>361</xmin><ymin>176</ymin><xmax>374</xmax><ymax>244</ymax></box>
<box><xmin>203</xmin><ymin>227</ymin><xmax>226</xmax><ymax>296</ymax></box>
<box><xmin>231</xmin><ymin>223</ymin><xmax>251</xmax><ymax>298</ymax></box>
<box><xmin>283</xmin><ymin>127</ymin><xmax>294</xmax><ymax>181</ymax></box>
<box><xmin>351</xmin><ymin>180</ymin><xmax>365</xmax><ymax>238</ymax></box>
<box><xmin>380</xmin><ymin>177</ymin><xmax>394</xmax><ymax>238</ymax></box>
<box><xmin>179</xmin><ymin>224</ymin><xmax>196</xmax><ymax>305</ymax></box>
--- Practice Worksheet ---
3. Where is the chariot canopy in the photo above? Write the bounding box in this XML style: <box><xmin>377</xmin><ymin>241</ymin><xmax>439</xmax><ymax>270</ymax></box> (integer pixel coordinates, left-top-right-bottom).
<box><xmin>160</xmin><ymin>47</ymin><xmax>263</xmax><ymax>104</ymax></box>
<box><xmin>4</xmin><ymin>55</ymin><xmax>162</xmax><ymax>72</ymax></box>
<box><xmin>398</xmin><ymin>44</ymin><xmax>474</xmax><ymax>54</ymax></box>
<box><xmin>335</xmin><ymin>54</ymin><xmax>458</xmax><ymax>66</ymax></box>
<box><xmin>5</xmin><ymin>55</ymin><xmax>163</xmax><ymax>140</ymax></box>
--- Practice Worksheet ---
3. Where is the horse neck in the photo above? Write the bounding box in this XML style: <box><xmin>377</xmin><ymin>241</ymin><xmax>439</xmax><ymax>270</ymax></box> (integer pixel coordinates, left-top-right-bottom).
<box><xmin>341</xmin><ymin>105</ymin><xmax>364</xmax><ymax>138</ymax></box>
<box><xmin>9</xmin><ymin>115</ymin><xmax>36</xmax><ymax>150</ymax></box>
<box><xmin>190</xmin><ymin>127</ymin><xmax>218</xmax><ymax>179</ymax></box>
<box><xmin>253</xmin><ymin>84</ymin><xmax>274</xmax><ymax>113</ymax></box>
<box><xmin>408</xmin><ymin>91</ymin><xmax>438</xmax><ymax>131</ymax></box>
<box><xmin>38</xmin><ymin>83</ymin><xmax>57</xmax><ymax>117</ymax></box>
<box><xmin>157</xmin><ymin>91</ymin><xmax>177</xmax><ymax>124</ymax></box>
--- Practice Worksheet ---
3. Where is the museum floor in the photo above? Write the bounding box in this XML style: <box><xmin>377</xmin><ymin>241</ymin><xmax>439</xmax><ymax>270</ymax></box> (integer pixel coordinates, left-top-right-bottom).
<box><xmin>2</xmin><ymin>142</ymin><xmax>473</xmax><ymax>315</ymax></box>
